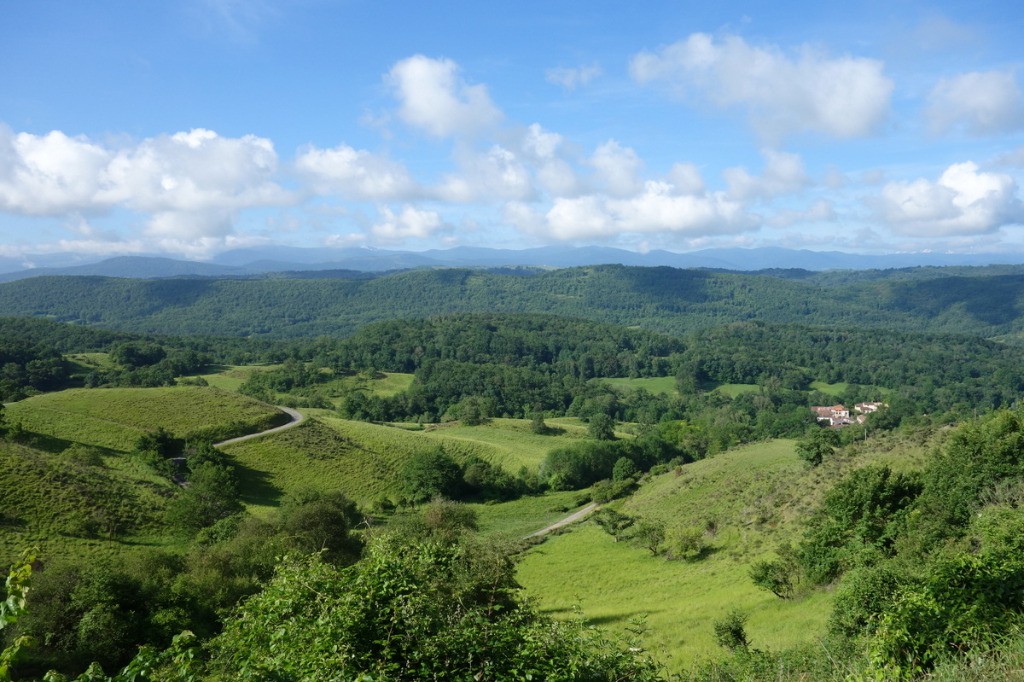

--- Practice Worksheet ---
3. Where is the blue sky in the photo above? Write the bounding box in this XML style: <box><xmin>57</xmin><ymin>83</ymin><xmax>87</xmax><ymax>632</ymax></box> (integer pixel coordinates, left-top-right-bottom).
<box><xmin>2</xmin><ymin>0</ymin><xmax>1024</xmax><ymax>262</ymax></box>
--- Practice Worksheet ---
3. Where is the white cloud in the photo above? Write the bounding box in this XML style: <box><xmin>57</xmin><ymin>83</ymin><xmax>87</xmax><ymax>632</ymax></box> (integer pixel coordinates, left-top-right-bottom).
<box><xmin>101</xmin><ymin>129</ymin><xmax>285</xmax><ymax>215</ymax></box>
<box><xmin>387</xmin><ymin>55</ymin><xmax>502</xmax><ymax>138</ymax></box>
<box><xmin>370</xmin><ymin>205</ymin><xmax>444</xmax><ymax>242</ymax></box>
<box><xmin>667</xmin><ymin>163</ymin><xmax>705</xmax><ymax>195</ymax></box>
<box><xmin>295</xmin><ymin>144</ymin><xmax>418</xmax><ymax>200</ymax></box>
<box><xmin>437</xmin><ymin>145</ymin><xmax>533</xmax><ymax>202</ymax></box>
<box><xmin>630</xmin><ymin>33</ymin><xmax>892</xmax><ymax>139</ymax></box>
<box><xmin>724</xmin><ymin>149</ymin><xmax>808</xmax><ymax>200</ymax></box>
<box><xmin>0</xmin><ymin>126</ymin><xmax>289</xmax><ymax>255</ymax></box>
<box><xmin>520</xmin><ymin>124</ymin><xmax>580</xmax><ymax>196</ymax></box>
<box><xmin>0</xmin><ymin>127</ymin><xmax>111</xmax><ymax>215</ymax></box>
<box><xmin>590</xmin><ymin>140</ymin><xmax>642</xmax><ymax>197</ymax></box>
<box><xmin>927</xmin><ymin>70</ymin><xmax>1024</xmax><ymax>135</ymax></box>
<box><xmin>541</xmin><ymin>181</ymin><xmax>757</xmax><ymax>241</ymax></box>
<box><xmin>879</xmin><ymin>161</ymin><xmax>1024</xmax><ymax>236</ymax></box>
<box><xmin>545</xmin><ymin>63</ymin><xmax>602</xmax><ymax>90</ymax></box>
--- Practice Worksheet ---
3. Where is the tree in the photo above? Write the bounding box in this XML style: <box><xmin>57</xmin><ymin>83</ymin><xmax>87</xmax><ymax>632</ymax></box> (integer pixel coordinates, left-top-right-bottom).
<box><xmin>634</xmin><ymin>519</ymin><xmax>665</xmax><ymax>556</ymax></box>
<box><xmin>749</xmin><ymin>558</ymin><xmax>794</xmax><ymax>599</ymax></box>
<box><xmin>167</xmin><ymin>462</ymin><xmax>242</xmax><ymax>531</ymax></box>
<box><xmin>612</xmin><ymin>456</ymin><xmax>639</xmax><ymax>481</ymax></box>
<box><xmin>593</xmin><ymin>508</ymin><xmax>635</xmax><ymax>542</ymax></box>
<box><xmin>795</xmin><ymin>427</ymin><xmax>840</xmax><ymax>466</ymax></box>
<box><xmin>280</xmin><ymin>489</ymin><xmax>362</xmax><ymax>565</ymax></box>
<box><xmin>401</xmin><ymin>449</ymin><xmax>463</xmax><ymax>503</ymax></box>
<box><xmin>529</xmin><ymin>405</ymin><xmax>548</xmax><ymax>434</ymax></box>
<box><xmin>588</xmin><ymin>413</ymin><xmax>616</xmax><ymax>441</ymax></box>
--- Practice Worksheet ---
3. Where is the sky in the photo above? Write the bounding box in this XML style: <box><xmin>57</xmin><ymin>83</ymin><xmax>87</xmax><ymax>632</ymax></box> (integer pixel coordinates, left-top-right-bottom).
<box><xmin>2</xmin><ymin>0</ymin><xmax>1024</xmax><ymax>262</ymax></box>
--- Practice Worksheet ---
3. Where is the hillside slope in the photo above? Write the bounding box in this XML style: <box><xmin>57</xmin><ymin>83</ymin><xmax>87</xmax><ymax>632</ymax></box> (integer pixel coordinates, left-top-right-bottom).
<box><xmin>1</xmin><ymin>265</ymin><xmax>1023</xmax><ymax>338</ymax></box>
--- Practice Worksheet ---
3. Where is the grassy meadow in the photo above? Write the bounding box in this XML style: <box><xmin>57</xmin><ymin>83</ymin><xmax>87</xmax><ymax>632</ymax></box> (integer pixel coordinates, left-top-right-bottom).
<box><xmin>516</xmin><ymin>434</ymin><xmax>934</xmax><ymax>673</ymax></box>
<box><xmin>221</xmin><ymin>414</ymin><xmax>588</xmax><ymax>512</ymax></box>
<box><xmin>597</xmin><ymin>376</ymin><xmax>679</xmax><ymax>396</ymax></box>
<box><xmin>5</xmin><ymin>386</ymin><xmax>288</xmax><ymax>452</ymax></box>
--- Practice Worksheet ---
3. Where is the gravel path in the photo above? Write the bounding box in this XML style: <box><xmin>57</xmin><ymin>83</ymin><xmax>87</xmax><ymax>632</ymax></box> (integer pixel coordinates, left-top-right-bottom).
<box><xmin>214</xmin><ymin>406</ymin><xmax>305</xmax><ymax>447</ymax></box>
<box><xmin>523</xmin><ymin>502</ymin><xmax>599</xmax><ymax>539</ymax></box>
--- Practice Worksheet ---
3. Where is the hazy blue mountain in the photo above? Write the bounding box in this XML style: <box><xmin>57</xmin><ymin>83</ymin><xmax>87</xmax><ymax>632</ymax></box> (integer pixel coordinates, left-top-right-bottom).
<box><xmin>0</xmin><ymin>256</ymin><xmax>247</xmax><ymax>282</ymax></box>
<box><xmin>3</xmin><ymin>246</ymin><xmax>1024</xmax><ymax>281</ymax></box>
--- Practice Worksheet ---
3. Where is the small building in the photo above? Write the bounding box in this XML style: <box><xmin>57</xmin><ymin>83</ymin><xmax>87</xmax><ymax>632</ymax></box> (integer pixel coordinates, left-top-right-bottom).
<box><xmin>812</xmin><ymin>404</ymin><xmax>851</xmax><ymax>427</ymax></box>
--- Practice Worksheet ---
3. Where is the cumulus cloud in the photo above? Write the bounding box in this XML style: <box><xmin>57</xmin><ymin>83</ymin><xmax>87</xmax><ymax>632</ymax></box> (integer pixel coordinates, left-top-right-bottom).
<box><xmin>538</xmin><ymin>181</ymin><xmax>757</xmax><ymax>241</ymax></box>
<box><xmin>879</xmin><ymin>161</ymin><xmax>1024</xmax><ymax>236</ymax></box>
<box><xmin>0</xmin><ymin>126</ymin><xmax>289</xmax><ymax>254</ymax></box>
<box><xmin>387</xmin><ymin>55</ymin><xmax>502</xmax><ymax>138</ymax></box>
<box><xmin>519</xmin><ymin>124</ymin><xmax>579</xmax><ymax>196</ymax></box>
<box><xmin>437</xmin><ymin>145</ymin><xmax>533</xmax><ymax>202</ymax></box>
<box><xmin>0</xmin><ymin>127</ymin><xmax>111</xmax><ymax>215</ymax></box>
<box><xmin>545</xmin><ymin>63</ymin><xmax>602</xmax><ymax>90</ymax></box>
<box><xmin>723</xmin><ymin>149</ymin><xmax>808</xmax><ymax>201</ymax></box>
<box><xmin>370</xmin><ymin>205</ymin><xmax>445</xmax><ymax>242</ymax></box>
<box><xmin>927</xmin><ymin>70</ymin><xmax>1024</xmax><ymax>135</ymax></box>
<box><xmin>294</xmin><ymin>144</ymin><xmax>418</xmax><ymax>200</ymax></box>
<box><xmin>590</xmin><ymin>140</ymin><xmax>642</xmax><ymax>197</ymax></box>
<box><xmin>630</xmin><ymin>33</ymin><xmax>892</xmax><ymax>139</ymax></box>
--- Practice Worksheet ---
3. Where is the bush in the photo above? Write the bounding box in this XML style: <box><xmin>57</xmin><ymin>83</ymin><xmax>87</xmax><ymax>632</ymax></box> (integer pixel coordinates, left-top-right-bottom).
<box><xmin>713</xmin><ymin>610</ymin><xmax>749</xmax><ymax>651</ymax></box>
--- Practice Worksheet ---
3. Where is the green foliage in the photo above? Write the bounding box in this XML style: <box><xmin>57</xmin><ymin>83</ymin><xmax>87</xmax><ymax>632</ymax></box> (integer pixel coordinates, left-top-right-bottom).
<box><xmin>401</xmin><ymin>448</ymin><xmax>464</xmax><ymax>503</ymax></box>
<box><xmin>713</xmin><ymin>610</ymin><xmax>749</xmax><ymax>651</ymax></box>
<box><xmin>278</xmin><ymin>489</ymin><xmax>362</xmax><ymax>565</ymax></box>
<box><xmin>612</xmin><ymin>455</ymin><xmax>639</xmax><ymax>481</ymax></box>
<box><xmin>797</xmin><ymin>465</ymin><xmax>921</xmax><ymax>585</ymax></box>
<box><xmin>665</xmin><ymin>525</ymin><xmax>708</xmax><ymax>561</ymax></box>
<box><xmin>208</xmin><ymin>535</ymin><xmax>663</xmax><ymax>680</ymax></box>
<box><xmin>909</xmin><ymin>407</ymin><xmax>1024</xmax><ymax>550</ymax></box>
<box><xmin>593</xmin><ymin>508</ymin><xmax>635</xmax><ymax>542</ymax></box>
<box><xmin>166</xmin><ymin>461</ymin><xmax>243</xmax><ymax>531</ymax></box>
<box><xmin>795</xmin><ymin>427</ymin><xmax>839</xmax><ymax>466</ymax></box>
<box><xmin>634</xmin><ymin>519</ymin><xmax>666</xmax><ymax>556</ymax></box>
<box><xmin>587</xmin><ymin>413</ymin><xmax>616</xmax><ymax>440</ymax></box>
<box><xmin>749</xmin><ymin>558</ymin><xmax>795</xmax><ymax>599</ymax></box>
<box><xmin>868</xmin><ymin>552</ymin><xmax>1024</xmax><ymax>677</ymax></box>
<box><xmin>1</xmin><ymin>549</ymin><xmax>35</xmax><ymax>681</ymax></box>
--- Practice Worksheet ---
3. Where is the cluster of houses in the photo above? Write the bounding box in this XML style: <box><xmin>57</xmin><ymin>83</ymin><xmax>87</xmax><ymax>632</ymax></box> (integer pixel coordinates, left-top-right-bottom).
<box><xmin>811</xmin><ymin>402</ymin><xmax>884</xmax><ymax>427</ymax></box>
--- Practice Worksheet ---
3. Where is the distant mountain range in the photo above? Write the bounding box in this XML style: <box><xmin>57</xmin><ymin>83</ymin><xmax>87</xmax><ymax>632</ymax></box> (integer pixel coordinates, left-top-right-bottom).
<box><xmin>1</xmin><ymin>245</ymin><xmax>1022</xmax><ymax>282</ymax></box>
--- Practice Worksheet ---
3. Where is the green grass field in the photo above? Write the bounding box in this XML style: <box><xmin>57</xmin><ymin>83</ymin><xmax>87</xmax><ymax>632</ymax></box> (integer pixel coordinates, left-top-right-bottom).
<box><xmin>223</xmin><ymin>414</ymin><xmax>589</xmax><ymax>512</ymax></box>
<box><xmin>468</xmin><ymin>489</ymin><xmax>589</xmax><ymax>538</ymax></box>
<box><xmin>516</xmin><ymin>435</ymin><xmax>934</xmax><ymax>673</ymax></box>
<box><xmin>5</xmin><ymin>386</ymin><xmax>287</xmax><ymax>452</ymax></box>
<box><xmin>596</xmin><ymin>376</ymin><xmax>679</xmax><ymax>396</ymax></box>
<box><xmin>418</xmin><ymin>417</ymin><xmax>589</xmax><ymax>471</ymax></box>
<box><xmin>713</xmin><ymin>383</ymin><xmax>761</xmax><ymax>397</ymax></box>
<box><xmin>517</xmin><ymin>523</ymin><xmax>833</xmax><ymax>673</ymax></box>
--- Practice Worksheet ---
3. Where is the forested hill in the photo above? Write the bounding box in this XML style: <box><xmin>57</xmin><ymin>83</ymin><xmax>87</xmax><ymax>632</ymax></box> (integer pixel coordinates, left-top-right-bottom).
<box><xmin>0</xmin><ymin>264</ymin><xmax>1021</xmax><ymax>338</ymax></box>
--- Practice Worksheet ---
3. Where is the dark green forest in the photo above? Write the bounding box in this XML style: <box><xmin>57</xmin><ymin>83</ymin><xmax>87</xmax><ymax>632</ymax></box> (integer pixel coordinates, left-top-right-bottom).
<box><xmin>1</xmin><ymin>264</ymin><xmax>1023</xmax><ymax>338</ymax></box>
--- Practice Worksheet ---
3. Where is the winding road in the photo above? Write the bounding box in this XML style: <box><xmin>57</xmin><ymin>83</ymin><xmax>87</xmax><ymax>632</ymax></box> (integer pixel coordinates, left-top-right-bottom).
<box><xmin>214</xmin><ymin>406</ymin><xmax>305</xmax><ymax>447</ymax></box>
<box><xmin>524</xmin><ymin>502</ymin><xmax>599</xmax><ymax>539</ymax></box>
<box><xmin>206</xmin><ymin>406</ymin><xmax>596</xmax><ymax>541</ymax></box>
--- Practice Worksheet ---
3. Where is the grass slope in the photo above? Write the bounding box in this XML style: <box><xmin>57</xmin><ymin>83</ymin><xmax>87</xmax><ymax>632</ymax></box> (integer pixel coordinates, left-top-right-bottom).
<box><xmin>0</xmin><ymin>439</ymin><xmax>179</xmax><ymax>567</ymax></box>
<box><xmin>516</xmin><ymin>434</ymin><xmax>933</xmax><ymax>673</ymax></box>
<box><xmin>223</xmin><ymin>415</ymin><xmax>586</xmax><ymax>512</ymax></box>
<box><xmin>5</xmin><ymin>386</ymin><xmax>288</xmax><ymax>452</ymax></box>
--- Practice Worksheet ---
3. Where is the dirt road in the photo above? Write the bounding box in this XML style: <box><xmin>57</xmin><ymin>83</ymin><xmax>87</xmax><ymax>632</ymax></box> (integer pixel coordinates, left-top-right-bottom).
<box><xmin>214</xmin><ymin>406</ymin><xmax>304</xmax><ymax>447</ymax></box>
<box><xmin>523</xmin><ymin>502</ymin><xmax>598</xmax><ymax>539</ymax></box>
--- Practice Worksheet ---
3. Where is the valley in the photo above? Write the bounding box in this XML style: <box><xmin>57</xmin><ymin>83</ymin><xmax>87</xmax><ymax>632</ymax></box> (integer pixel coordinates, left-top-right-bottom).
<box><xmin>0</xmin><ymin>265</ymin><xmax>1023</xmax><ymax>680</ymax></box>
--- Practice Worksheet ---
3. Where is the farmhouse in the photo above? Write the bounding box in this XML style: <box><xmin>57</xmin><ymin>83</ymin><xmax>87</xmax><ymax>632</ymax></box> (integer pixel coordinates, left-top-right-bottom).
<box><xmin>812</xmin><ymin>404</ymin><xmax>851</xmax><ymax>427</ymax></box>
